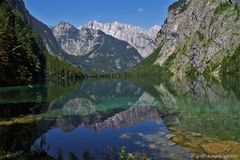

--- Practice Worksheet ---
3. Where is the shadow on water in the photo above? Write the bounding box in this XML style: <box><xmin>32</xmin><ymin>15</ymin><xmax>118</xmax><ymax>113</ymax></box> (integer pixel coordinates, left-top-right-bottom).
<box><xmin>0</xmin><ymin>76</ymin><xmax>240</xmax><ymax>159</ymax></box>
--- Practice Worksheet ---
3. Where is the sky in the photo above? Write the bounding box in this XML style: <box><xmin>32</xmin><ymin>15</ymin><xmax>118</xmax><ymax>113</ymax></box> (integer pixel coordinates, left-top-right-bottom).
<box><xmin>24</xmin><ymin>0</ymin><xmax>176</xmax><ymax>29</ymax></box>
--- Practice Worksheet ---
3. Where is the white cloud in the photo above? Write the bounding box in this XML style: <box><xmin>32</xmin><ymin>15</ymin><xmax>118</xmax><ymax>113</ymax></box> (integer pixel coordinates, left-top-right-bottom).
<box><xmin>138</xmin><ymin>8</ymin><xmax>144</xmax><ymax>13</ymax></box>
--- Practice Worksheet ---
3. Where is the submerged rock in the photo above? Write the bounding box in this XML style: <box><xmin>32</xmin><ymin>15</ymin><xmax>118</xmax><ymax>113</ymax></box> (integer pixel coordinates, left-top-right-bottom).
<box><xmin>201</xmin><ymin>140</ymin><xmax>240</xmax><ymax>155</ymax></box>
<box><xmin>172</xmin><ymin>135</ymin><xmax>184</xmax><ymax>144</ymax></box>
<box><xmin>165</xmin><ymin>134</ymin><xmax>175</xmax><ymax>139</ymax></box>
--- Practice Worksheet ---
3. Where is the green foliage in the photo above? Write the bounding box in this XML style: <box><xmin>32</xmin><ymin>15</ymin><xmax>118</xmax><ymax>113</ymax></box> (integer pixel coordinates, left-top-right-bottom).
<box><xmin>186</xmin><ymin>64</ymin><xmax>200</xmax><ymax>82</ymax></box>
<box><xmin>0</xmin><ymin>0</ymin><xmax>83</xmax><ymax>87</ymax></box>
<box><xmin>69</xmin><ymin>152</ymin><xmax>78</xmax><ymax>160</ymax></box>
<box><xmin>45</xmin><ymin>54</ymin><xmax>83</xmax><ymax>80</ymax></box>
<box><xmin>204</xmin><ymin>61</ymin><xmax>220</xmax><ymax>79</ymax></box>
<box><xmin>163</xmin><ymin>51</ymin><xmax>178</xmax><ymax>69</ymax></box>
<box><xmin>119</xmin><ymin>147</ymin><xmax>151</xmax><ymax>160</ymax></box>
<box><xmin>133</xmin><ymin>47</ymin><xmax>162</xmax><ymax>70</ymax></box>
<box><xmin>163</xmin><ymin>44</ymin><xmax>187</xmax><ymax>72</ymax></box>
<box><xmin>104</xmin><ymin>44</ymin><xmax>169</xmax><ymax>82</ymax></box>
<box><xmin>221</xmin><ymin>45</ymin><xmax>240</xmax><ymax>75</ymax></box>
<box><xmin>83</xmin><ymin>151</ymin><xmax>94</xmax><ymax>160</ymax></box>
<box><xmin>85</xmin><ymin>71</ymin><xmax>130</xmax><ymax>78</ymax></box>
<box><xmin>130</xmin><ymin>46</ymin><xmax>172</xmax><ymax>78</ymax></box>
<box><xmin>131</xmin><ymin>64</ymin><xmax>172</xmax><ymax>80</ymax></box>
<box><xmin>214</xmin><ymin>1</ymin><xmax>240</xmax><ymax>21</ymax></box>
<box><xmin>221</xmin><ymin>75</ymin><xmax>240</xmax><ymax>101</ymax></box>
<box><xmin>214</xmin><ymin>2</ymin><xmax>233</xmax><ymax>14</ymax></box>
<box><xmin>0</xmin><ymin>149</ymin><xmax>8</xmax><ymax>159</ymax></box>
<box><xmin>233</xmin><ymin>3</ymin><xmax>240</xmax><ymax>21</ymax></box>
<box><xmin>196</xmin><ymin>31</ymin><xmax>205</xmax><ymax>41</ymax></box>
<box><xmin>168</xmin><ymin>0</ymin><xmax>189</xmax><ymax>13</ymax></box>
<box><xmin>0</xmin><ymin>0</ymin><xmax>46</xmax><ymax>87</ymax></box>
<box><xmin>0</xmin><ymin>148</ymin><xmax>53</xmax><ymax>160</ymax></box>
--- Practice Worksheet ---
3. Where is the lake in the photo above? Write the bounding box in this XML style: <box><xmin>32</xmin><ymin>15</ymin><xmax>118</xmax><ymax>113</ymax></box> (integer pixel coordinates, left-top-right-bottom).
<box><xmin>0</xmin><ymin>76</ymin><xmax>240</xmax><ymax>160</ymax></box>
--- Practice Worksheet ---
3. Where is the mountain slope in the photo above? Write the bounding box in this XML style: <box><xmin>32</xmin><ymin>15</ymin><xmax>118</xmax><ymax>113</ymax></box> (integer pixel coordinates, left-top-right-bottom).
<box><xmin>6</xmin><ymin>0</ymin><xmax>67</xmax><ymax>57</ymax></box>
<box><xmin>136</xmin><ymin>0</ymin><xmax>240</xmax><ymax>78</ymax></box>
<box><xmin>0</xmin><ymin>0</ymin><xmax>46</xmax><ymax>86</ymax></box>
<box><xmin>6</xmin><ymin>0</ymin><xmax>85</xmax><ymax>79</ymax></box>
<box><xmin>52</xmin><ymin>22</ymin><xmax>143</xmax><ymax>72</ymax></box>
<box><xmin>1</xmin><ymin>0</ymin><xmax>83</xmax><ymax>87</ymax></box>
<box><xmin>81</xmin><ymin>21</ymin><xmax>160</xmax><ymax>58</ymax></box>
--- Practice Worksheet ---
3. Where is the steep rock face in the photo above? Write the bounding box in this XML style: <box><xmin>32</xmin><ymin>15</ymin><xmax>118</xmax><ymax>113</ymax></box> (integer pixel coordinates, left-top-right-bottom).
<box><xmin>52</xmin><ymin>22</ymin><xmax>143</xmax><ymax>72</ymax></box>
<box><xmin>81</xmin><ymin>21</ymin><xmax>161</xmax><ymax>58</ymax></box>
<box><xmin>30</xmin><ymin>18</ymin><xmax>65</xmax><ymax>57</ymax></box>
<box><xmin>152</xmin><ymin>0</ymin><xmax>240</xmax><ymax>78</ymax></box>
<box><xmin>52</xmin><ymin>22</ymin><xmax>104</xmax><ymax>57</ymax></box>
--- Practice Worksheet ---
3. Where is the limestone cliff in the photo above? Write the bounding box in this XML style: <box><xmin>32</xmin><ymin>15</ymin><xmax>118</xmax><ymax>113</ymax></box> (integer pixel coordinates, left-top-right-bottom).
<box><xmin>140</xmin><ymin>0</ymin><xmax>240</xmax><ymax>78</ymax></box>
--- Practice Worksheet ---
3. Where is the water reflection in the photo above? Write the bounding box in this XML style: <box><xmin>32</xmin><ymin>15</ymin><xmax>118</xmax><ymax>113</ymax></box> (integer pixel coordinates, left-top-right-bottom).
<box><xmin>136</xmin><ymin>75</ymin><xmax>240</xmax><ymax>157</ymax></box>
<box><xmin>48</xmin><ymin>79</ymin><xmax>143</xmax><ymax>116</ymax></box>
<box><xmin>152</xmin><ymin>76</ymin><xmax>240</xmax><ymax>141</ymax></box>
<box><xmin>0</xmin><ymin>76</ymin><xmax>240</xmax><ymax>159</ymax></box>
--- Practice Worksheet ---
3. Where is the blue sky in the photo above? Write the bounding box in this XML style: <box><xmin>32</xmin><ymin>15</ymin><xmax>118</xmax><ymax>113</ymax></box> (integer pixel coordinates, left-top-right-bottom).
<box><xmin>24</xmin><ymin>0</ymin><xmax>176</xmax><ymax>29</ymax></box>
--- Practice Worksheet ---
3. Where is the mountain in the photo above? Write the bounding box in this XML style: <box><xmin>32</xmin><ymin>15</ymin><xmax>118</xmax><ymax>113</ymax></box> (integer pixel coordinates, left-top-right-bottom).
<box><xmin>148</xmin><ymin>25</ymin><xmax>162</xmax><ymax>38</ymax></box>
<box><xmin>81</xmin><ymin>21</ymin><xmax>161</xmax><ymax>58</ymax></box>
<box><xmin>52</xmin><ymin>22</ymin><xmax>101</xmax><ymax>57</ymax></box>
<box><xmin>5</xmin><ymin>0</ymin><xmax>65</xmax><ymax>57</ymax></box>
<box><xmin>0</xmin><ymin>0</ymin><xmax>46</xmax><ymax>86</ymax></box>
<box><xmin>6</xmin><ymin>0</ymin><xmax>85</xmax><ymax>76</ymax></box>
<box><xmin>1</xmin><ymin>0</ymin><xmax>83</xmax><ymax>87</ymax></box>
<box><xmin>134</xmin><ymin>0</ymin><xmax>240</xmax><ymax>78</ymax></box>
<box><xmin>52</xmin><ymin>22</ymin><xmax>143</xmax><ymax>72</ymax></box>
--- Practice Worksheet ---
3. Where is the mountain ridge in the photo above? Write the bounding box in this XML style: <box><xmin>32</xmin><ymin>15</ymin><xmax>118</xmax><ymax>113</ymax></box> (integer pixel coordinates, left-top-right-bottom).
<box><xmin>52</xmin><ymin>21</ymin><xmax>143</xmax><ymax>72</ymax></box>
<box><xmin>81</xmin><ymin>20</ymin><xmax>161</xmax><ymax>58</ymax></box>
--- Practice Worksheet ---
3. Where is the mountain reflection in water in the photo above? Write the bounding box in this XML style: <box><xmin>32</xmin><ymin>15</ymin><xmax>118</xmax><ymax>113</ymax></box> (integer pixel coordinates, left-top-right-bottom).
<box><xmin>0</xmin><ymin>76</ymin><xmax>240</xmax><ymax>159</ymax></box>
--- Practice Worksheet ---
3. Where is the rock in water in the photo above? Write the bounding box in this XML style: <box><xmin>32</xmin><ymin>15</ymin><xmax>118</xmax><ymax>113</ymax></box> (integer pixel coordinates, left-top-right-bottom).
<box><xmin>201</xmin><ymin>140</ymin><xmax>240</xmax><ymax>155</ymax></box>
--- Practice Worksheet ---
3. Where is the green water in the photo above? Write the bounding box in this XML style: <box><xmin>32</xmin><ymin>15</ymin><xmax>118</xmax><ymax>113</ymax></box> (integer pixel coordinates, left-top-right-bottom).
<box><xmin>0</xmin><ymin>76</ymin><xmax>240</xmax><ymax>159</ymax></box>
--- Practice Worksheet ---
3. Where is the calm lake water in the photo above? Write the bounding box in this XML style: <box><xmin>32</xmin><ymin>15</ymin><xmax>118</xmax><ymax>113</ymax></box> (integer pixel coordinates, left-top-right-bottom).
<box><xmin>0</xmin><ymin>77</ymin><xmax>240</xmax><ymax>159</ymax></box>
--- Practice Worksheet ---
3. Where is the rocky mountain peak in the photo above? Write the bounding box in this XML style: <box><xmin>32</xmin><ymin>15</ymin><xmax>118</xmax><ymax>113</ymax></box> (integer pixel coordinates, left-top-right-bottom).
<box><xmin>51</xmin><ymin>22</ymin><xmax>102</xmax><ymax>57</ymax></box>
<box><xmin>86</xmin><ymin>20</ymin><xmax>102</xmax><ymax>29</ymax></box>
<box><xmin>53</xmin><ymin>21</ymin><xmax>78</xmax><ymax>33</ymax></box>
<box><xmin>51</xmin><ymin>21</ymin><xmax>143</xmax><ymax>72</ymax></box>
<box><xmin>80</xmin><ymin>21</ymin><xmax>161</xmax><ymax>58</ymax></box>
<box><xmin>52</xmin><ymin>22</ymin><xmax>85</xmax><ymax>42</ymax></box>
<box><xmin>148</xmin><ymin>25</ymin><xmax>161</xmax><ymax>37</ymax></box>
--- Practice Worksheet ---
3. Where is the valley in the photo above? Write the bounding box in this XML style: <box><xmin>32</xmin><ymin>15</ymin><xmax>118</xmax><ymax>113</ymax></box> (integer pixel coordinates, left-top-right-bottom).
<box><xmin>0</xmin><ymin>0</ymin><xmax>240</xmax><ymax>159</ymax></box>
